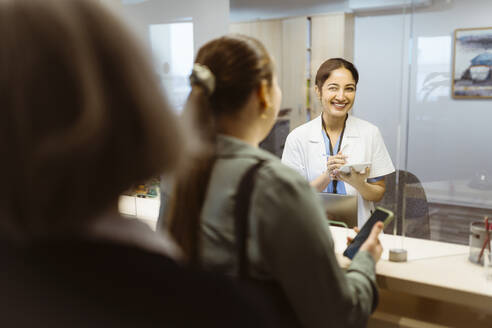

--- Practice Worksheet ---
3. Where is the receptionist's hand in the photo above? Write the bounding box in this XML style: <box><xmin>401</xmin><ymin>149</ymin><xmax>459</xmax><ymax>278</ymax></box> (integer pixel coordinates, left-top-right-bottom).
<box><xmin>337</xmin><ymin>167</ymin><xmax>370</xmax><ymax>189</ymax></box>
<box><xmin>326</xmin><ymin>152</ymin><xmax>347</xmax><ymax>180</ymax></box>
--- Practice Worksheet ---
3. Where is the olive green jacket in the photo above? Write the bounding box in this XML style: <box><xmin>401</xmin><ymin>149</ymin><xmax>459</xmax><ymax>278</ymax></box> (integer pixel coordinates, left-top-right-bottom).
<box><xmin>200</xmin><ymin>135</ymin><xmax>378</xmax><ymax>328</ymax></box>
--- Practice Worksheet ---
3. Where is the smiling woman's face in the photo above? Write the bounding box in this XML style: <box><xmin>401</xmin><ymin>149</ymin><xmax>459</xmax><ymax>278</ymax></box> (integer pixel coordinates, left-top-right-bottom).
<box><xmin>317</xmin><ymin>67</ymin><xmax>356</xmax><ymax>119</ymax></box>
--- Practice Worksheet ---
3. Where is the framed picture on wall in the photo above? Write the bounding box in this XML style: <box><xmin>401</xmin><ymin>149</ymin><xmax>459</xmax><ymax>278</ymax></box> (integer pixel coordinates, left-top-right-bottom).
<box><xmin>452</xmin><ymin>27</ymin><xmax>492</xmax><ymax>99</ymax></box>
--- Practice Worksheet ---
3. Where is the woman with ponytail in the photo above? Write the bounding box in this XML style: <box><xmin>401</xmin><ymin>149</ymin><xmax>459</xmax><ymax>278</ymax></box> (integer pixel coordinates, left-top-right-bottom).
<box><xmin>165</xmin><ymin>35</ymin><xmax>384</xmax><ymax>328</ymax></box>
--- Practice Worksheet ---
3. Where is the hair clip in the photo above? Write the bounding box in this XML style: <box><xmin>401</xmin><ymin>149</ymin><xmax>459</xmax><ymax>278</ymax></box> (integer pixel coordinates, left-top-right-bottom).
<box><xmin>189</xmin><ymin>63</ymin><xmax>215</xmax><ymax>95</ymax></box>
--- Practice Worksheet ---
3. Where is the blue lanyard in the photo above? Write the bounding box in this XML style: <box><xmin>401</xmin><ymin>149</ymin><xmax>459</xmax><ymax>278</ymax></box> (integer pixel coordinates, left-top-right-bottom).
<box><xmin>322</xmin><ymin>114</ymin><xmax>348</xmax><ymax>193</ymax></box>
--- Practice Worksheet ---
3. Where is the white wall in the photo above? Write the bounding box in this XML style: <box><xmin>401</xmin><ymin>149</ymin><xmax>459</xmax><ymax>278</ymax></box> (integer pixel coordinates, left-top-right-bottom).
<box><xmin>354</xmin><ymin>0</ymin><xmax>492</xmax><ymax>183</ymax></box>
<box><xmin>120</xmin><ymin>0</ymin><xmax>229</xmax><ymax>54</ymax></box>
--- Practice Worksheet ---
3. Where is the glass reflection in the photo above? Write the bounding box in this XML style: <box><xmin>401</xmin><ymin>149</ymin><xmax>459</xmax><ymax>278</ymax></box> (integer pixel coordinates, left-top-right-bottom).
<box><xmin>416</xmin><ymin>36</ymin><xmax>451</xmax><ymax>103</ymax></box>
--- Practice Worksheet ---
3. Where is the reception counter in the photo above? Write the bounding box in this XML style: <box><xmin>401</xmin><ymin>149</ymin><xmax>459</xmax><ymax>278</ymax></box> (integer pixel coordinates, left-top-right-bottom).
<box><xmin>330</xmin><ymin>226</ymin><xmax>492</xmax><ymax>327</ymax></box>
<box><xmin>119</xmin><ymin>196</ymin><xmax>492</xmax><ymax>327</ymax></box>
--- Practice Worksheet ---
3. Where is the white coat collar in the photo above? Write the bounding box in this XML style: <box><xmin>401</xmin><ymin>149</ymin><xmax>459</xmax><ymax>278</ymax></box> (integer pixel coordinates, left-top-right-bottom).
<box><xmin>308</xmin><ymin>114</ymin><xmax>360</xmax><ymax>143</ymax></box>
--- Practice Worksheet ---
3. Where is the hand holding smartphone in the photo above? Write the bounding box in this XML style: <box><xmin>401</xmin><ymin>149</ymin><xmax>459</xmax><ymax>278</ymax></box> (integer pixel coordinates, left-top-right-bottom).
<box><xmin>343</xmin><ymin>207</ymin><xmax>394</xmax><ymax>260</ymax></box>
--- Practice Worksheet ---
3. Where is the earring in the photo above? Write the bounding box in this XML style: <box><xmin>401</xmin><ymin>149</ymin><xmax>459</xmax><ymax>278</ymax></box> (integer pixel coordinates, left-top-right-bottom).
<box><xmin>261</xmin><ymin>113</ymin><xmax>268</xmax><ymax>119</ymax></box>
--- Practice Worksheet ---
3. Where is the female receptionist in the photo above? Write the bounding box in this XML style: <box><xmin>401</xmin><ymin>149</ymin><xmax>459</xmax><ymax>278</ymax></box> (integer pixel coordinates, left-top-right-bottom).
<box><xmin>282</xmin><ymin>58</ymin><xmax>395</xmax><ymax>226</ymax></box>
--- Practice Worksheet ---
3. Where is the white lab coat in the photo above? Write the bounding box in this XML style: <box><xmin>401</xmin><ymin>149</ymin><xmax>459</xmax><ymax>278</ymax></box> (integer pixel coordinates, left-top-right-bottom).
<box><xmin>282</xmin><ymin>114</ymin><xmax>395</xmax><ymax>226</ymax></box>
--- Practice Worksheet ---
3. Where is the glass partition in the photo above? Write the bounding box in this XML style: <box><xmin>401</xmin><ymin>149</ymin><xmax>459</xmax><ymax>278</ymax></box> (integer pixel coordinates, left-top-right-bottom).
<box><xmin>353</xmin><ymin>5</ymin><xmax>412</xmax><ymax>255</ymax></box>
<box><xmin>405</xmin><ymin>0</ymin><xmax>492</xmax><ymax>248</ymax></box>
<box><xmin>356</xmin><ymin>0</ymin><xmax>492</xmax><ymax>258</ymax></box>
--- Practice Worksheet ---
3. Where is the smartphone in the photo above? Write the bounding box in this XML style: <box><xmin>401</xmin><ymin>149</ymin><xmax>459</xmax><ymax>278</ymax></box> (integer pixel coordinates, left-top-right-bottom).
<box><xmin>343</xmin><ymin>207</ymin><xmax>394</xmax><ymax>260</ymax></box>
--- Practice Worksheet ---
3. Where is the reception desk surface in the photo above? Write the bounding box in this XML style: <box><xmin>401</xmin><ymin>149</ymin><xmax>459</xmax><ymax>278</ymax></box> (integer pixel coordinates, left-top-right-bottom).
<box><xmin>330</xmin><ymin>226</ymin><xmax>492</xmax><ymax>327</ymax></box>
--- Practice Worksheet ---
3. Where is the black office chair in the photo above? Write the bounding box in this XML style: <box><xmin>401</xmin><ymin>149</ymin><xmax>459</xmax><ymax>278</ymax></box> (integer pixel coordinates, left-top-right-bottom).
<box><xmin>378</xmin><ymin>170</ymin><xmax>431</xmax><ymax>239</ymax></box>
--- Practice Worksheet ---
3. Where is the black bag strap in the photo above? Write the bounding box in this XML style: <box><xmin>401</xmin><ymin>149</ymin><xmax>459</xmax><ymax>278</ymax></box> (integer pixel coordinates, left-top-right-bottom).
<box><xmin>234</xmin><ymin>160</ymin><xmax>266</xmax><ymax>279</ymax></box>
<box><xmin>232</xmin><ymin>159</ymin><xmax>304</xmax><ymax>328</ymax></box>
